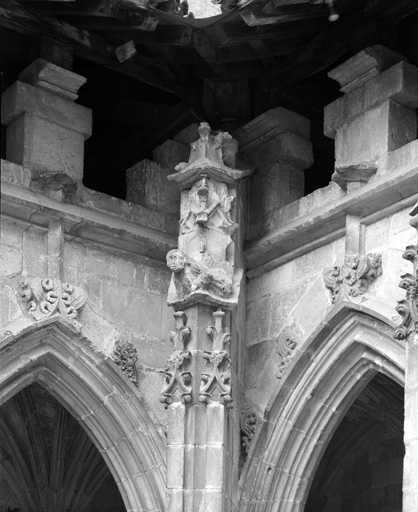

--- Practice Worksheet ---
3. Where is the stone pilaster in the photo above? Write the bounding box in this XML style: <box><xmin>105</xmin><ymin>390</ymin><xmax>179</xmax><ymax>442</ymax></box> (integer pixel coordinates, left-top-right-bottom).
<box><xmin>232</xmin><ymin>107</ymin><xmax>313</xmax><ymax>240</ymax></box>
<box><xmin>161</xmin><ymin>122</ymin><xmax>253</xmax><ymax>512</ymax></box>
<box><xmin>1</xmin><ymin>59</ymin><xmax>92</xmax><ymax>183</ymax></box>
<box><xmin>393</xmin><ymin>203</ymin><xmax>418</xmax><ymax>512</ymax></box>
<box><xmin>324</xmin><ymin>46</ymin><xmax>418</xmax><ymax>190</ymax></box>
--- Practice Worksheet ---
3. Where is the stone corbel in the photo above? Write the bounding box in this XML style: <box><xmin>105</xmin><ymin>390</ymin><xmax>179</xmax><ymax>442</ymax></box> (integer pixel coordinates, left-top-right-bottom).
<box><xmin>160</xmin><ymin>312</ymin><xmax>192</xmax><ymax>407</ymax></box>
<box><xmin>332</xmin><ymin>162</ymin><xmax>378</xmax><ymax>191</ymax></box>
<box><xmin>323</xmin><ymin>252</ymin><xmax>382</xmax><ymax>303</ymax></box>
<box><xmin>20</xmin><ymin>277</ymin><xmax>86</xmax><ymax>328</ymax></box>
<box><xmin>199</xmin><ymin>308</ymin><xmax>232</xmax><ymax>406</ymax></box>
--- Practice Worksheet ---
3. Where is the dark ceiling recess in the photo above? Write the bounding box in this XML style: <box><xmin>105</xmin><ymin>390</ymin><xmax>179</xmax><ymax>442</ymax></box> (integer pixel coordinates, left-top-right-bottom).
<box><xmin>1</xmin><ymin>0</ymin><xmax>418</xmax><ymax>198</ymax></box>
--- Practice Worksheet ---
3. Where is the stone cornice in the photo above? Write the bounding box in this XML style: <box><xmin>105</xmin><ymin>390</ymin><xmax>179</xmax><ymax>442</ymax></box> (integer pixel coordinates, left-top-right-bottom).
<box><xmin>246</xmin><ymin>142</ymin><xmax>418</xmax><ymax>276</ymax></box>
<box><xmin>1</xmin><ymin>162</ymin><xmax>177</xmax><ymax>262</ymax></box>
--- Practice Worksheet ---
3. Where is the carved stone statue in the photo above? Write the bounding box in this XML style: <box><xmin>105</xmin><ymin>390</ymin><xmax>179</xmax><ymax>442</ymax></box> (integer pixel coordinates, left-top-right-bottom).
<box><xmin>166</xmin><ymin>249</ymin><xmax>235</xmax><ymax>307</ymax></box>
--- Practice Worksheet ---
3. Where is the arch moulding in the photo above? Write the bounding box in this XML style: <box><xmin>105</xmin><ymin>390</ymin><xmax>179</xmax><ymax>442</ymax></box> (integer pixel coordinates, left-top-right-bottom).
<box><xmin>0</xmin><ymin>315</ymin><xmax>167</xmax><ymax>512</ymax></box>
<box><xmin>239</xmin><ymin>300</ymin><xmax>405</xmax><ymax>512</ymax></box>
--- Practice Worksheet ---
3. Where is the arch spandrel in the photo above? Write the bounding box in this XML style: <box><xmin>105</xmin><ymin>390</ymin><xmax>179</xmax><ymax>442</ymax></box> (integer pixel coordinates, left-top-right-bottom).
<box><xmin>0</xmin><ymin>315</ymin><xmax>167</xmax><ymax>512</ymax></box>
<box><xmin>239</xmin><ymin>301</ymin><xmax>405</xmax><ymax>512</ymax></box>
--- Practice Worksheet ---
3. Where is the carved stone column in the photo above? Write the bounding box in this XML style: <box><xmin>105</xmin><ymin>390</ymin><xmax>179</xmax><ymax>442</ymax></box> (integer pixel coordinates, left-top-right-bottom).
<box><xmin>393</xmin><ymin>203</ymin><xmax>418</xmax><ymax>512</ymax></box>
<box><xmin>161</xmin><ymin>123</ymin><xmax>253</xmax><ymax>512</ymax></box>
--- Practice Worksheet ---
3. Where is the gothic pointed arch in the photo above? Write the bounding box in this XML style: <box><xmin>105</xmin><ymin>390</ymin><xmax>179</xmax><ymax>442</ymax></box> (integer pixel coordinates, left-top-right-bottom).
<box><xmin>239</xmin><ymin>300</ymin><xmax>405</xmax><ymax>512</ymax></box>
<box><xmin>0</xmin><ymin>315</ymin><xmax>167</xmax><ymax>512</ymax></box>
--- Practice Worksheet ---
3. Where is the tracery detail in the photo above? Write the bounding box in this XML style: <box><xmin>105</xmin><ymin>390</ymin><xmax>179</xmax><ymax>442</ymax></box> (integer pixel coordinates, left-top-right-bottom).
<box><xmin>199</xmin><ymin>308</ymin><xmax>232</xmax><ymax>406</ymax></box>
<box><xmin>160</xmin><ymin>311</ymin><xmax>192</xmax><ymax>407</ymax></box>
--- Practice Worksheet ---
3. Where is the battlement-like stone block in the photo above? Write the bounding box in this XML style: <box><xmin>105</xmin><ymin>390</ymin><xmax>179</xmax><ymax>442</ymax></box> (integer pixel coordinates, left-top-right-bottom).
<box><xmin>233</xmin><ymin>107</ymin><xmax>310</xmax><ymax>154</ymax></box>
<box><xmin>324</xmin><ymin>61</ymin><xmax>418</xmax><ymax>139</ymax></box>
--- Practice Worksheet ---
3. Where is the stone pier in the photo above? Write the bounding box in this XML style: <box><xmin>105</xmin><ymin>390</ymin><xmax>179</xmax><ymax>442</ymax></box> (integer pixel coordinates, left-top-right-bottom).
<box><xmin>160</xmin><ymin>123</ymin><xmax>253</xmax><ymax>512</ymax></box>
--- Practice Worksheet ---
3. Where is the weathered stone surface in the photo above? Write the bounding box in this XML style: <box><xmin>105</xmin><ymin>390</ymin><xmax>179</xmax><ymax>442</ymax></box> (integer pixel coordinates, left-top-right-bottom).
<box><xmin>334</xmin><ymin>100</ymin><xmax>417</xmax><ymax>169</ymax></box>
<box><xmin>233</xmin><ymin>107</ymin><xmax>310</xmax><ymax>153</ymax></box>
<box><xmin>126</xmin><ymin>159</ymin><xmax>181</xmax><ymax>214</ymax></box>
<box><xmin>0</xmin><ymin>285</ymin><xmax>24</xmax><ymax>327</ymax></box>
<box><xmin>173</xmin><ymin>123</ymin><xmax>199</xmax><ymax>146</ymax></box>
<box><xmin>153</xmin><ymin>139</ymin><xmax>190</xmax><ymax>171</ymax></box>
<box><xmin>328</xmin><ymin>45</ymin><xmax>406</xmax><ymax>93</ymax></box>
<box><xmin>325</xmin><ymin>61</ymin><xmax>418</xmax><ymax>139</ymax></box>
<box><xmin>1</xmin><ymin>79</ymin><xmax>92</xmax><ymax>181</ymax></box>
<box><xmin>79</xmin><ymin>185</ymin><xmax>179</xmax><ymax>235</ymax></box>
<box><xmin>19</xmin><ymin>59</ymin><xmax>87</xmax><ymax>100</ymax></box>
<box><xmin>1</xmin><ymin>159</ymin><xmax>31</xmax><ymax>187</ymax></box>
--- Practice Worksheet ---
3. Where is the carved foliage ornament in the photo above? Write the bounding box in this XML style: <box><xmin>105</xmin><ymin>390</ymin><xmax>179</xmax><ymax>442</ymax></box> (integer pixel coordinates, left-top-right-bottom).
<box><xmin>20</xmin><ymin>277</ymin><xmax>86</xmax><ymax>327</ymax></box>
<box><xmin>276</xmin><ymin>329</ymin><xmax>300</xmax><ymax>379</ymax></box>
<box><xmin>160</xmin><ymin>312</ymin><xmax>192</xmax><ymax>407</ymax></box>
<box><xmin>323</xmin><ymin>252</ymin><xmax>382</xmax><ymax>303</ymax></box>
<box><xmin>112</xmin><ymin>337</ymin><xmax>139</xmax><ymax>386</ymax></box>
<box><xmin>240</xmin><ymin>411</ymin><xmax>260</xmax><ymax>454</ymax></box>
<box><xmin>394</xmin><ymin>245</ymin><xmax>418</xmax><ymax>341</ymax></box>
<box><xmin>199</xmin><ymin>308</ymin><xmax>232</xmax><ymax>406</ymax></box>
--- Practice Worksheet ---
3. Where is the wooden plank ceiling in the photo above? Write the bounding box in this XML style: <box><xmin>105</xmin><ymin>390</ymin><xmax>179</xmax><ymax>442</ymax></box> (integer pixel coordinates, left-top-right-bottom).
<box><xmin>1</xmin><ymin>0</ymin><xmax>418</xmax><ymax>198</ymax></box>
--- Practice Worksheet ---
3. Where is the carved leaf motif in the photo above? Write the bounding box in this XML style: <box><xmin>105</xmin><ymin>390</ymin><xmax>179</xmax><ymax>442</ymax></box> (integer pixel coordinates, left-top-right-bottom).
<box><xmin>240</xmin><ymin>411</ymin><xmax>259</xmax><ymax>454</ymax></box>
<box><xmin>112</xmin><ymin>338</ymin><xmax>139</xmax><ymax>386</ymax></box>
<box><xmin>323</xmin><ymin>253</ymin><xmax>382</xmax><ymax>303</ymax></box>
<box><xmin>276</xmin><ymin>329</ymin><xmax>300</xmax><ymax>379</ymax></box>
<box><xmin>20</xmin><ymin>277</ymin><xmax>86</xmax><ymax>327</ymax></box>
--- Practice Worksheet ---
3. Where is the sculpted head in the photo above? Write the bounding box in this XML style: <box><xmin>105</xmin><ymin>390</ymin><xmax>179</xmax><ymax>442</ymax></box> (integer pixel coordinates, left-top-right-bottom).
<box><xmin>166</xmin><ymin>249</ymin><xmax>187</xmax><ymax>273</ymax></box>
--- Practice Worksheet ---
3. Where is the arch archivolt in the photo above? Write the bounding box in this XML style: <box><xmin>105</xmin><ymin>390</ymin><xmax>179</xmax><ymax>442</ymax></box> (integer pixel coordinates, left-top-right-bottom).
<box><xmin>0</xmin><ymin>315</ymin><xmax>167</xmax><ymax>512</ymax></box>
<box><xmin>239</xmin><ymin>301</ymin><xmax>405</xmax><ymax>512</ymax></box>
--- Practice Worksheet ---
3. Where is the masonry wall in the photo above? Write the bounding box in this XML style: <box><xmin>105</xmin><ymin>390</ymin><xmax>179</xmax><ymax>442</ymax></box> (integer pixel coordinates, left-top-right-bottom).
<box><xmin>244</xmin><ymin>193</ymin><xmax>415</xmax><ymax>416</ymax></box>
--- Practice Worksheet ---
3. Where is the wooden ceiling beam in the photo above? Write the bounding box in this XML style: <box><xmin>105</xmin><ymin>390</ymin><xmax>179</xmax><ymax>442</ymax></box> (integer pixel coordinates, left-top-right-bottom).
<box><xmin>87</xmin><ymin>94</ymin><xmax>206</xmax><ymax>173</ymax></box>
<box><xmin>240</xmin><ymin>1</ymin><xmax>327</xmax><ymax>26</ymax></box>
<box><xmin>0</xmin><ymin>0</ymin><xmax>190</xmax><ymax>96</ymax></box>
<box><xmin>19</xmin><ymin>0</ymin><xmax>122</xmax><ymax>16</ymax></box>
<box><xmin>262</xmin><ymin>0</ymin><xmax>418</xmax><ymax>88</ymax></box>
<box><xmin>216</xmin><ymin>17</ymin><xmax>327</xmax><ymax>45</ymax></box>
<box><xmin>79</xmin><ymin>95</ymin><xmax>172</xmax><ymax>124</ymax></box>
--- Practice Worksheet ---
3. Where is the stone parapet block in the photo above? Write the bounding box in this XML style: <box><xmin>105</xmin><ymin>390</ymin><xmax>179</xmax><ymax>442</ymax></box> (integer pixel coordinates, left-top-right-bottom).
<box><xmin>1</xmin><ymin>81</ymin><xmax>92</xmax><ymax>137</ymax></box>
<box><xmin>233</xmin><ymin>107</ymin><xmax>310</xmax><ymax>154</ymax></box>
<box><xmin>18</xmin><ymin>58</ymin><xmax>87</xmax><ymax>101</ymax></box>
<box><xmin>152</xmin><ymin>139</ymin><xmax>190</xmax><ymax>171</ymax></box>
<box><xmin>324</xmin><ymin>61</ymin><xmax>418</xmax><ymax>139</ymax></box>
<box><xmin>328</xmin><ymin>45</ymin><xmax>406</xmax><ymax>93</ymax></box>
<box><xmin>254</xmin><ymin>131</ymin><xmax>313</xmax><ymax>171</ymax></box>
<box><xmin>334</xmin><ymin>99</ymin><xmax>416</xmax><ymax>168</ymax></box>
<box><xmin>126</xmin><ymin>159</ymin><xmax>180</xmax><ymax>215</ymax></box>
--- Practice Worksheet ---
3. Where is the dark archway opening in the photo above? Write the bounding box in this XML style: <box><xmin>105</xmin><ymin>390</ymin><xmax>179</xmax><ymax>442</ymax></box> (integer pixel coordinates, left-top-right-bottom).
<box><xmin>0</xmin><ymin>382</ymin><xmax>126</xmax><ymax>512</ymax></box>
<box><xmin>305</xmin><ymin>373</ymin><xmax>404</xmax><ymax>512</ymax></box>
